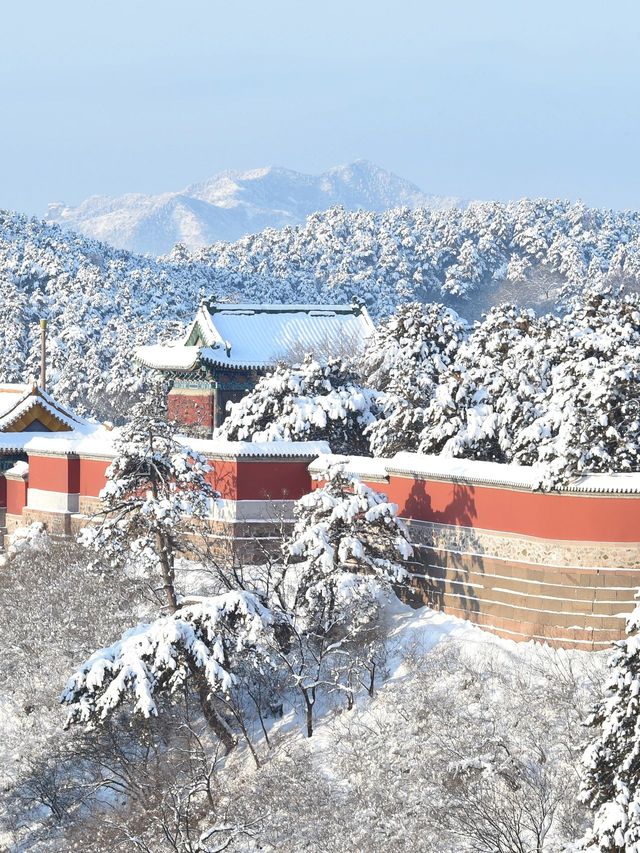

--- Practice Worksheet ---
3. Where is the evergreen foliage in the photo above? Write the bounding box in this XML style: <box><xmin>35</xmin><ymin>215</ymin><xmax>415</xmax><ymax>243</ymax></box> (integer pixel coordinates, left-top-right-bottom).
<box><xmin>61</xmin><ymin>593</ymin><xmax>274</xmax><ymax>729</ymax></box>
<box><xmin>80</xmin><ymin>407</ymin><xmax>217</xmax><ymax>610</ymax></box>
<box><xmin>578</xmin><ymin>602</ymin><xmax>640</xmax><ymax>853</ymax></box>
<box><xmin>215</xmin><ymin>356</ymin><xmax>379</xmax><ymax>455</ymax></box>
<box><xmin>362</xmin><ymin>302</ymin><xmax>468</xmax><ymax>456</ymax></box>
<box><xmin>415</xmin><ymin>293</ymin><xmax>640</xmax><ymax>486</ymax></box>
<box><xmin>285</xmin><ymin>463</ymin><xmax>413</xmax><ymax>634</ymax></box>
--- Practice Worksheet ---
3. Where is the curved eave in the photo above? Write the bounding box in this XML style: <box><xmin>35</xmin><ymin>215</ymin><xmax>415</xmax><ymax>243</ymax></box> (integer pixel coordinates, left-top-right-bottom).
<box><xmin>135</xmin><ymin>346</ymin><xmax>202</xmax><ymax>372</ymax></box>
<box><xmin>199</xmin><ymin>351</ymin><xmax>267</xmax><ymax>371</ymax></box>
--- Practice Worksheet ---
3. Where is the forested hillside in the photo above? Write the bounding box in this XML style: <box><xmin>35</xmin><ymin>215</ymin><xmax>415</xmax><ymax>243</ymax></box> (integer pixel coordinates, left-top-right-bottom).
<box><xmin>0</xmin><ymin>212</ymin><xmax>219</xmax><ymax>418</ymax></box>
<box><xmin>3</xmin><ymin>198</ymin><xmax>640</xmax><ymax>419</ymax></box>
<box><xmin>179</xmin><ymin>200</ymin><xmax>640</xmax><ymax>317</ymax></box>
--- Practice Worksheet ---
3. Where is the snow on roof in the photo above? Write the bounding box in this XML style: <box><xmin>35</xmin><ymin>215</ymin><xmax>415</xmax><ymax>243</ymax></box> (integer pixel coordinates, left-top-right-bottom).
<box><xmin>0</xmin><ymin>384</ymin><xmax>30</xmax><ymax>418</ymax></box>
<box><xmin>135</xmin><ymin>344</ymin><xmax>202</xmax><ymax>372</ymax></box>
<box><xmin>0</xmin><ymin>423</ymin><xmax>115</xmax><ymax>456</ymax></box>
<box><xmin>565</xmin><ymin>472</ymin><xmax>640</xmax><ymax>494</ymax></box>
<box><xmin>0</xmin><ymin>386</ymin><xmax>90</xmax><ymax>432</ymax></box>
<box><xmin>311</xmin><ymin>451</ymin><xmax>640</xmax><ymax>494</ymax></box>
<box><xmin>0</xmin><ymin>425</ymin><xmax>329</xmax><ymax>461</ymax></box>
<box><xmin>136</xmin><ymin>301</ymin><xmax>375</xmax><ymax>371</ymax></box>
<box><xmin>181</xmin><ymin>437</ymin><xmax>331</xmax><ymax>459</ymax></box>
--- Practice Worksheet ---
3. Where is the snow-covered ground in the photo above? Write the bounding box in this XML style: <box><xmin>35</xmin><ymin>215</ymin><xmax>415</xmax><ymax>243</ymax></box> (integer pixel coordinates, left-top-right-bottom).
<box><xmin>0</xmin><ymin>529</ymin><xmax>607</xmax><ymax>852</ymax></box>
<box><xmin>209</xmin><ymin>599</ymin><xmax>605</xmax><ymax>852</ymax></box>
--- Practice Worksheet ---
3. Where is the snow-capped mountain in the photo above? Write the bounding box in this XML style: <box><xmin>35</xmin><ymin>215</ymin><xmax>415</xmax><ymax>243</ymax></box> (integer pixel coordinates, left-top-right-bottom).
<box><xmin>44</xmin><ymin>160</ymin><xmax>459</xmax><ymax>255</ymax></box>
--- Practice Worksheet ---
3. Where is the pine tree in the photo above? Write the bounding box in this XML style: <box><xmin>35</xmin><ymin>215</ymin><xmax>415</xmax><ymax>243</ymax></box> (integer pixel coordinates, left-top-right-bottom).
<box><xmin>578</xmin><ymin>602</ymin><xmax>640</xmax><ymax>852</ymax></box>
<box><xmin>216</xmin><ymin>355</ymin><xmax>379</xmax><ymax>455</ymax></box>
<box><xmin>275</xmin><ymin>463</ymin><xmax>413</xmax><ymax>736</ymax></box>
<box><xmin>68</xmin><ymin>408</ymin><xmax>275</xmax><ymax>751</ymax></box>
<box><xmin>363</xmin><ymin>302</ymin><xmax>468</xmax><ymax>456</ymax></box>
<box><xmin>61</xmin><ymin>592</ymin><xmax>274</xmax><ymax>739</ymax></box>
<box><xmin>285</xmin><ymin>464</ymin><xmax>413</xmax><ymax>634</ymax></box>
<box><xmin>81</xmin><ymin>404</ymin><xmax>217</xmax><ymax>611</ymax></box>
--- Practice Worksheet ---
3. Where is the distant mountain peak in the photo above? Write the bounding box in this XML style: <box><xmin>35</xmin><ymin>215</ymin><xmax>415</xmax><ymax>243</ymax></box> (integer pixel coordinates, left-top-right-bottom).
<box><xmin>45</xmin><ymin>161</ymin><xmax>460</xmax><ymax>255</ymax></box>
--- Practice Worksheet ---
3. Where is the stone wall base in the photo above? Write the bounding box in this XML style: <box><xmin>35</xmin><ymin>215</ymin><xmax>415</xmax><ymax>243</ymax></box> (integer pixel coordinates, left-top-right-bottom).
<box><xmin>402</xmin><ymin>520</ymin><xmax>640</xmax><ymax>649</ymax></box>
<box><xmin>6</xmin><ymin>505</ymin><xmax>640</xmax><ymax>650</ymax></box>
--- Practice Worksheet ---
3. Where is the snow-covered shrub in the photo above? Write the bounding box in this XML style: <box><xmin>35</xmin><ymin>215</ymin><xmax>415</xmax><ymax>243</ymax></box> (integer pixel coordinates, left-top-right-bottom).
<box><xmin>577</xmin><ymin>599</ymin><xmax>640</xmax><ymax>852</ymax></box>
<box><xmin>218</xmin><ymin>635</ymin><xmax>601</xmax><ymax>853</ymax></box>
<box><xmin>215</xmin><ymin>356</ymin><xmax>379</xmax><ymax>455</ymax></box>
<box><xmin>4</xmin><ymin>521</ymin><xmax>51</xmax><ymax>559</ymax></box>
<box><xmin>363</xmin><ymin>302</ymin><xmax>468</xmax><ymax>455</ymax></box>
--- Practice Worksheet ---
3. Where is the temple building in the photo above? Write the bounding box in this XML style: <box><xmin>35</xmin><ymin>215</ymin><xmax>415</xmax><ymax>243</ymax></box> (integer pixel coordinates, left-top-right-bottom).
<box><xmin>135</xmin><ymin>300</ymin><xmax>375</xmax><ymax>436</ymax></box>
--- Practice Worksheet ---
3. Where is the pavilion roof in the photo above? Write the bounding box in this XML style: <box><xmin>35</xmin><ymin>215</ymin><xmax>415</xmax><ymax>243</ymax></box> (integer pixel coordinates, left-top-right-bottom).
<box><xmin>135</xmin><ymin>301</ymin><xmax>375</xmax><ymax>372</ymax></box>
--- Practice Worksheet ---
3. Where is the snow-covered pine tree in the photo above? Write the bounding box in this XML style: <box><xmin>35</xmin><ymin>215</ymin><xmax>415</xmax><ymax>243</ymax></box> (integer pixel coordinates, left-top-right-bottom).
<box><xmin>418</xmin><ymin>304</ymin><xmax>542</xmax><ymax>462</ymax></box>
<box><xmin>61</xmin><ymin>592</ymin><xmax>275</xmax><ymax>740</ymax></box>
<box><xmin>285</xmin><ymin>463</ymin><xmax>413</xmax><ymax>633</ymax></box>
<box><xmin>363</xmin><ymin>302</ymin><xmax>468</xmax><ymax>456</ymax></box>
<box><xmin>68</xmin><ymin>409</ymin><xmax>280</xmax><ymax>751</ymax></box>
<box><xmin>215</xmin><ymin>355</ymin><xmax>379</xmax><ymax>455</ymax></box>
<box><xmin>80</xmin><ymin>403</ymin><xmax>217</xmax><ymax>612</ymax></box>
<box><xmin>577</xmin><ymin>600</ymin><xmax>640</xmax><ymax>852</ymax></box>
<box><xmin>275</xmin><ymin>463</ymin><xmax>413</xmax><ymax>736</ymax></box>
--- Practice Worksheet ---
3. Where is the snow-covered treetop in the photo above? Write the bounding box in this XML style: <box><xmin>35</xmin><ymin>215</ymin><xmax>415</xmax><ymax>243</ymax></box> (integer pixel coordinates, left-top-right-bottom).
<box><xmin>285</xmin><ymin>464</ymin><xmax>412</xmax><ymax>631</ymax></box>
<box><xmin>418</xmin><ymin>293</ymin><xmax>640</xmax><ymax>487</ymax></box>
<box><xmin>578</xmin><ymin>598</ymin><xmax>640</xmax><ymax>852</ymax></box>
<box><xmin>363</xmin><ymin>302</ymin><xmax>468</xmax><ymax>456</ymax></box>
<box><xmin>81</xmin><ymin>410</ymin><xmax>218</xmax><ymax>595</ymax></box>
<box><xmin>214</xmin><ymin>356</ymin><xmax>379</xmax><ymax>456</ymax></box>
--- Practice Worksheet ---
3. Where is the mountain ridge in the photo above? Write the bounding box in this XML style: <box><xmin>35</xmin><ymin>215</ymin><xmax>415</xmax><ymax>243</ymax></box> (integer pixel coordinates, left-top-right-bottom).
<box><xmin>44</xmin><ymin>160</ymin><xmax>460</xmax><ymax>255</ymax></box>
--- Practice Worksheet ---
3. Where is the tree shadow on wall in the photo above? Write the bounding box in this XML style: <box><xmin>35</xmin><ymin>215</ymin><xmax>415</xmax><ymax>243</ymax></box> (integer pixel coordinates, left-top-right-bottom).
<box><xmin>401</xmin><ymin>478</ymin><xmax>485</xmax><ymax>618</ymax></box>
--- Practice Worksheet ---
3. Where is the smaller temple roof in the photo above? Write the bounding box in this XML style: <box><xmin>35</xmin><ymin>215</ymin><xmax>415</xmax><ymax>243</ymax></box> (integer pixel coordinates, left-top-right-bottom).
<box><xmin>0</xmin><ymin>384</ymin><xmax>90</xmax><ymax>433</ymax></box>
<box><xmin>0</xmin><ymin>384</ymin><xmax>32</xmax><ymax>418</ymax></box>
<box><xmin>136</xmin><ymin>301</ymin><xmax>375</xmax><ymax>372</ymax></box>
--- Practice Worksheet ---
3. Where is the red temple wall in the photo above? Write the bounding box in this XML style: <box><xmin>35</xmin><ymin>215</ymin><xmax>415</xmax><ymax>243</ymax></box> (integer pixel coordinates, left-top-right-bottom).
<box><xmin>382</xmin><ymin>475</ymin><xmax>640</xmax><ymax>543</ymax></box>
<box><xmin>79</xmin><ymin>458</ymin><xmax>111</xmax><ymax>498</ymax></box>
<box><xmin>168</xmin><ymin>390</ymin><xmax>215</xmax><ymax>434</ymax></box>
<box><xmin>6</xmin><ymin>477</ymin><xmax>28</xmax><ymax>515</ymax></box>
<box><xmin>28</xmin><ymin>455</ymin><xmax>80</xmax><ymax>494</ymax></box>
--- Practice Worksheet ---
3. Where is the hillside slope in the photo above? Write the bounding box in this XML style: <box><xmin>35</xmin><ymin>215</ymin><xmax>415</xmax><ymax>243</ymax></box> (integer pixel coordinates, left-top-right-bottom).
<box><xmin>45</xmin><ymin>161</ymin><xmax>456</xmax><ymax>255</ymax></box>
<box><xmin>4</xmin><ymin>198</ymin><xmax>640</xmax><ymax>421</ymax></box>
<box><xmin>0</xmin><ymin>212</ymin><xmax>219</xmax><ymax>418</ymax></box>
<box><xmin>179</xmin><ymin>200</ymin><xmax>640</xmax><ymax>318</ymax></box>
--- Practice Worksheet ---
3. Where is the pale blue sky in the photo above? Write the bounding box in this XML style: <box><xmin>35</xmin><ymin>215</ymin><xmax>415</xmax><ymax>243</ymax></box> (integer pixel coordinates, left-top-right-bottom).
<box><xmin>1</xmin><ymin>0</ymin><xmax>639</xmax><ymax>214</ymax></box>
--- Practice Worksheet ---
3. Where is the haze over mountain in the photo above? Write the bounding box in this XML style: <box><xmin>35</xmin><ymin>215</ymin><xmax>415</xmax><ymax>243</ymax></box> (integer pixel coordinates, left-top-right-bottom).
<box><xmin>44</xmin><ymin>161</ymin><xmax>460</xmax><ymax>255</ymax></box>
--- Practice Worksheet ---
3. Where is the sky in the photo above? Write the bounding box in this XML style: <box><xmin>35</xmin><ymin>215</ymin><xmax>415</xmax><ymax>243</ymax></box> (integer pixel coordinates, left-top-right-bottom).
<box><xmin>1</xmin><ymin>0</ymin><xmax>639</xmax><ymax>215</ymax></box>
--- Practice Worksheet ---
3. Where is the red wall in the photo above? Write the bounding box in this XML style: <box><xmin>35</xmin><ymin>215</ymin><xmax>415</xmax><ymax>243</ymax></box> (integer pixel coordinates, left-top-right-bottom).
<box><xmin>0</xmin><ymin>475</ymin><xmax>6</xmax><ymax>507</ymax></box>
<box><xmin>382</xmin><ymin>474</ymin><xmax>640</xmax><ymax>543</ymax></box>
<box><xmin>32</xmin><ymin>449</ymin><xmax>640</xmax><ymax>545</ymax></box>
<box><xmin>29</xmin><ymin>455</ymin><xmax>80</xmax><ymax>494</ymax></box>
<box><xmin>80</xmin><ymin>458</ymin><xmax>111</xmax><ymax>497</ymax></box>
<box><xmin>205</xmin><ymin>458</ymin><xmax>238</xmax><ymax>500</ymax></box>
<box><xmin>235</xmin><ymin>460</ymin><xmax>312</xmax><ymax>500</ymax></box>
<box><xmin>203</xmin><ymin>458</ymin><xmax>313</xmax><ymax>501</ymax></box>
<box><xmin>6</xmin><ymin>477</ymin><xmax>28</xmax><ymax>515</ymax></box>
<box><xmin>168</xmin><ymin>391</ymin><xmax>214</xmax><ymax>434</ymax></box>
